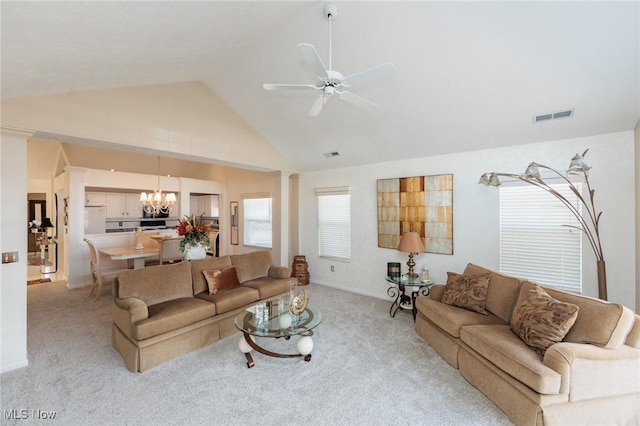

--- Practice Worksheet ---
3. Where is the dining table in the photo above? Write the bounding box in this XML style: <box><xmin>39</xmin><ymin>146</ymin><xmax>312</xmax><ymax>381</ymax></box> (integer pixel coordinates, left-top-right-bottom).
<box><xmin>100</xmin><ymin>245</ymin><xmax>160</xmax><ymax>269</ymax></box>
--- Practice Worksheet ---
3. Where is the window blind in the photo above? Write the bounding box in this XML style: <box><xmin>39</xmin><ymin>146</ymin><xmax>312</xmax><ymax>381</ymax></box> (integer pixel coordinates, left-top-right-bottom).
<box><xmin>316</xmin><ymin>187</ymin><xmax>350</xmax><ymax>260</ymax></box>
<box><xmin>499</xmin><ymin>183</ymin><xmax>582</xmax><ymax>293</ymax></box>
<box><xmin>243</xmin><ymin>197</ymin><xmax>272</xmax><ymax>248</ymax></box>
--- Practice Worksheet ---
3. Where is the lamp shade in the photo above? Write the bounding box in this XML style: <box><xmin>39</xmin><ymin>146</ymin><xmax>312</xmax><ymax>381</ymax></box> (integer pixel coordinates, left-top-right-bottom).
<box><xmin>397</xmin><ymin>231</ymin><xmax>425</xmax><ymax>253</ymax></box>
<box><xmin>41</xmin><ymin>217</ymin><xmax>54</xmax><ymax>228</ymax></box>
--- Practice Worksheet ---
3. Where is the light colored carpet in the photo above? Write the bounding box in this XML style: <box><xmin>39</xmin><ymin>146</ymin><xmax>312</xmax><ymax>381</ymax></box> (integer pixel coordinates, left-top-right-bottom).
<box><xmin>1</xmin><ymin>280</ymin><xmax>513</xmax><ymax>425</ymax></box>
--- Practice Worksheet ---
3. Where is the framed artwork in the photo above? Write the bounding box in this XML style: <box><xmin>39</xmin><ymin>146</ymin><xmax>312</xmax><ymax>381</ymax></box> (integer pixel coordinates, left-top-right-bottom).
<box><xmin>230</xmin><ymin>201</ymin><xmax>238</xmax><ymax>245</ymax></box>
<box><xmin>377</xmin><ymin>174</ymin><xmax>453</xmax><ymax>255</ymax></box>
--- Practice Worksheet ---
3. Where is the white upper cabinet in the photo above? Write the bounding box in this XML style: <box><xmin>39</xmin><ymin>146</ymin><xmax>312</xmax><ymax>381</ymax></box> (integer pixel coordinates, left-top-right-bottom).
<box><xmin>85</xmin><ymin>192</ymin><xmax>107</xmax><ymax>206</ymax></box>
<box><xmin>106</xmin><ymin>193</ymin><xmax>143</xmax><ymax>218</ymax></box>
<box><xmin>189</xmin><ymin>195</ymin><xmax>219</xmax><ymax>217</ymax></box>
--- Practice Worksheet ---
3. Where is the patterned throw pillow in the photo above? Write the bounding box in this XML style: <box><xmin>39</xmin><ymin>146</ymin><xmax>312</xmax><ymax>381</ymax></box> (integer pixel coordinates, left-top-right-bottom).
<box><xmin>441</xmin><ymin>272</ymin><xmax>491</xmax><ymax>315</ymax></box>
<box><xmin>510</xmin><ymin>284</ymin><xmax>579</xmax><ymax>355</ymax></box>
<box><xmin>203</xmin><ymin>266</ymin><xmax>241</xmax><ymax>295</ymax></box>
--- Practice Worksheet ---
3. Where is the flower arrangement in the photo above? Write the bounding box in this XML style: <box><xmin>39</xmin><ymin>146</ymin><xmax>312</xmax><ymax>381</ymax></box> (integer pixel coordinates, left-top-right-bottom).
<box><xmin>177</xmin><ymin>215</ymin><xmax>212</xmax><ymax>252</ymax></box>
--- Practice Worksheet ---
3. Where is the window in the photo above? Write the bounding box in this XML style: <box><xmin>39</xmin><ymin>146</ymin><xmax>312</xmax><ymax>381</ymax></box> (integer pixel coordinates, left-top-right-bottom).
<box><xmin>316</xmin><ymin>187</ymin><xmax>350</xmax><ymax>260</ymax></box>
<box><xmin>500</xmin><ymin>183</ymin><xmax>582</xmax><ymax>293</ymax></box>
<box><xmin>243</xmin><ymin>197</ymin><xmax>272</xmax><ymax>248</ymax></box>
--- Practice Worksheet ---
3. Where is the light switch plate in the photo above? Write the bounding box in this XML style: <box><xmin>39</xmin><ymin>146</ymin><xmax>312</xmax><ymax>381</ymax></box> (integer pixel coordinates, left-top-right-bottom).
<box><xmin>2</xmin><ymin>251</ymin><xmax>19</xmax><ymax>264</ymax></box>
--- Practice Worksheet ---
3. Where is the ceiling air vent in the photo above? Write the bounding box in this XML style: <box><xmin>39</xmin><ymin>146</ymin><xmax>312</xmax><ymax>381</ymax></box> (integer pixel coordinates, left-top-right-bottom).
<box><xmin>323</xmin><ymin>151</ymin><xmax>340</xmax><ymax>158</ymax></box>
<box><xmin>534</xmin><ymin>109</ymin><xmax>574</xmax><ymax>123</ymax></box>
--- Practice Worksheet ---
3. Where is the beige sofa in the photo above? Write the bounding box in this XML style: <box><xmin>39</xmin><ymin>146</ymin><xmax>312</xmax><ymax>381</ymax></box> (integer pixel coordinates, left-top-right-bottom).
<box><xmin>415</xmin><ymin>263</ymin><xmax>640</xmax><ymax>426</ymax></box>
<box><xmin>112</xmin><ymin>250</ymin><xmax>290</xmax><ymax>372</ymax></box>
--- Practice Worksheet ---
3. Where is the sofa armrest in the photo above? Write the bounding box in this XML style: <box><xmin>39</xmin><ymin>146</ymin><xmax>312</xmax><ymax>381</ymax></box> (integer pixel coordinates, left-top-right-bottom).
<box><xmin>268</xmin><ymin>266</ymin><xmax>291</xmax><ymax>279</ymax></box>
<box><xmin>625</xmin><ymin>314</ymin><xmax>640</xmax><ymax>349</ymax></box>
<box><xmin>543</xmin><ymin>342</ymin><xmax>640</xmax><ymax>400</ymax></box>
<box><xmin>429</xmin><ymin>284</ymin><xmax>445</xmax><ymax>301</ymax></box>
<box><xmin>113</xmin><ymin>297</ymin><xmax>149</xmax><ymax>339</ymax></box>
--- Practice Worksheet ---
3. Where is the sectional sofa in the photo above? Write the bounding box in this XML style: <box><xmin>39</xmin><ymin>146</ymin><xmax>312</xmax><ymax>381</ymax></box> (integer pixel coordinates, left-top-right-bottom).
<box><xmin>111</xmin><ymin>250</ymin><xmax>290</xmax><ymax>372</ymax></box>
<box><xmin>415</xmin><ymin>263</ymin><xmax>640</xmax><ymax>426</ymax></box>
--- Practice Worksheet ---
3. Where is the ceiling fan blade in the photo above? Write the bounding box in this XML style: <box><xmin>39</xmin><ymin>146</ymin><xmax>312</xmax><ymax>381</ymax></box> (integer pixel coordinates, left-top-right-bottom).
<box><xmin>298</xmin><ymin>43</ymin><xmax>328</xmax><ymax>79</ymax></box>
<box><xmin>263</xmin><ymin>83</ymin><xmax>319</xmax><ymax>91</ymax></box>
<box><xmin>309</xmin><ymin>95</ymin><xmax>326</xmax><ymax>116</ymax></box>
<box><xmin>339</xmin><ymin>91</ymin><xmax>377</xmax><ymax>109</ymax></box>
<box><xmin>343</xmin><ymin>62</ymin><xmax>396</xmax><ymax>87</ymax></box>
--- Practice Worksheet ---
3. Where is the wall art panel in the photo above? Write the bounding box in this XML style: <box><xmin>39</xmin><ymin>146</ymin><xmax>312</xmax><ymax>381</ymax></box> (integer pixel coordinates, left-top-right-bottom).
<box><xmin>377</xmin><ymin>174</ymin><xmax>453</xmax><ymax>254</ymax></box>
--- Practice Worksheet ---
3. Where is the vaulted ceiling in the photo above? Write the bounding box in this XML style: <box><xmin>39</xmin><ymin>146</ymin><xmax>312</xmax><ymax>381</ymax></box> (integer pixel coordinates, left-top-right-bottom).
<box><xmin>3</xmin><ymin>1</ymin><xmax>639</xmax><ymax>173</ymax></box>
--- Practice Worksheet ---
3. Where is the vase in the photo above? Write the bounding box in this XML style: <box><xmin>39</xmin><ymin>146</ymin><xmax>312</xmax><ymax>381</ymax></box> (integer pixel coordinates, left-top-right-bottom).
<box><xmin>184</xmin><ymin>244</ymin><xmax>207</xmax><ymax>260</ymax></box>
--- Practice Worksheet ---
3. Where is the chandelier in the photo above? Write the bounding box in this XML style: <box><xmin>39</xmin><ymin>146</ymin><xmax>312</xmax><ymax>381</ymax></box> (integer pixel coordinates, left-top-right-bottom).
<box><xmin>140</xmin><ymin>157</ymin><xmax>177</xmax><ymax>216</ymax></box>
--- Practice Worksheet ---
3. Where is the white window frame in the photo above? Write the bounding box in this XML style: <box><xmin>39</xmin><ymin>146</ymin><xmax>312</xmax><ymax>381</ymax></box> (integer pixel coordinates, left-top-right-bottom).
<box><xmin>499</xmin><ymin>182</ymin><xmax>582</xmax><ymax>293</ymax></box>
<box><xmin>242</xmin><ymin>195</ymin><xmax>272</xmax><ymax>248</ymax></box>
<box><xmin>316</xmin><ymin>186</ymin><xmax>351</xmax><ymax>261</ymax></box>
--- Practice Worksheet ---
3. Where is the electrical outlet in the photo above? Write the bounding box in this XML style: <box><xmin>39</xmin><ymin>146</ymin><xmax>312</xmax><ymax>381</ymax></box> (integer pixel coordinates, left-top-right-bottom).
<box><xmin>331</xmin><ymin>265</ymin><xmax>334</xmax><ymax>272</ymax></box>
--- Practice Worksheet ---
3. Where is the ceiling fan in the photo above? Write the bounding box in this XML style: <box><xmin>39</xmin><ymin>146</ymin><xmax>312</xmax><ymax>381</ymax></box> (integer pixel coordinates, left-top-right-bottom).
<box><xmin>263</xmin><ymin>3</ymin><xmax>396</xmax><ymax>116</ymax></box>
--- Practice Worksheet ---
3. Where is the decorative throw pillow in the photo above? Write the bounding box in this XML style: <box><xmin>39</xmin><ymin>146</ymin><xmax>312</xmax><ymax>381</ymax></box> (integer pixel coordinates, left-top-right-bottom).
<box><xmin>203</xmin><ymin>266</ymin><xmax>241</xmax><ymax>295</ymax></box>
<box><xmin>441</xmin><ymin>272</ymin><xmax>491</xmax><ymax>315</ymax></box>
<box><xmin>510</xmin><ymin>284</ymin><xmax>579</xmax><ymax>355</ymax></box>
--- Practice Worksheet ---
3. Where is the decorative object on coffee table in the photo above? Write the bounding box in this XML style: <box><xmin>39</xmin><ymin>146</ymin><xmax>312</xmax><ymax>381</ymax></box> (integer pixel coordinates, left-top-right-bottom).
<box><xmin>478</xmin><ymin>149</ymin><xmax>606</xmax><ymax>300</ymax></box>
<box><xmin>291</xmin><ymin>255</ymin><xmax>310</xmax><ymax>285</ymax></box>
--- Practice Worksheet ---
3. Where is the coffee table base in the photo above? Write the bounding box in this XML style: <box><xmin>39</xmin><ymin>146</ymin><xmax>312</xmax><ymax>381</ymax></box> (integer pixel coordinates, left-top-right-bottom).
<box><xmin>239</xmin><ymin>332</ymin><xmax>313</xmax><ymax>368</ymax></box>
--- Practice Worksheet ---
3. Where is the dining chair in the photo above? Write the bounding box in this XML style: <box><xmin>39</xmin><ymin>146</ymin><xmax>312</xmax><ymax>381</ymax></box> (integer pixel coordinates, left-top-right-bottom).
<box><xmin>84</xmin><ymin>238</ymin><xmax>129</xmax><ymax>301</ymax></box>
<box><xmin>207</xmin><ymin>230</ymin><xmax>219</xmax><ymax>257</ymax></box>
<box><xmin>158</xmin><ymin>237</ymin><xmax>184</xmax><ymax>264</ymax></box>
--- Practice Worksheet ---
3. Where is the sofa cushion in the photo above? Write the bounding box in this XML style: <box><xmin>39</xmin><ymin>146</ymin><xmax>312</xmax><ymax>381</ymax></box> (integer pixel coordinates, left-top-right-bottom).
<box><xmin>190</xmin><ymin>256</ymin><xmax>233</xmax><ymax>295</ymax></box>
<box><xmin>196</xmin><ymin>286</ymin><xmax>260</xmax><ymax>314</ymax></box>
<box><xmin>460</xmin><ymin>324</ymin><xmax>562</xmax><ymax>395</ymax></box>
<box><xmin>510</xmin><ymin>284</ymin><xmax>579</xmax><ymax>355</ymax></box>
<box><xmin>242</xmin><ymin>277</ymin><xmax>289</xmax><ymax>299</ymax></box>
<box><xmin>415</xmin><ymin>296</ymin><xmax>505</xmax><ymax>338</ymax></box>
<box><xmin>464</xmin><ymin>263</ymin><xmax>523</xmax><ymax>323</ymax></box>
<box><xmin>132</xmin><ymin>297</ymin><xmax>216</xmax><ymax>340</ymax></box>
<box><xmin>203</xmin><ymin>266</ymin><xmax>241</xmax><ymax>295</ymax></box>
<box><xmin>539</xmin><ymin>283</ymin><xmax>636</xmax><ymax>349</ymax></box>
<box><xmin>441</xmin><ymin>272</ymin><xmax>491</xmax><ymax>315</ymax></box>
<box><xmin>118</xmin><ymin>261</ymin><xmax>193</xmax><ymax>306</ymax></box>
<box><xmin>231</xmin><ymin>250</ymin><xmax>272</xmax><ymax>284</ymax></box>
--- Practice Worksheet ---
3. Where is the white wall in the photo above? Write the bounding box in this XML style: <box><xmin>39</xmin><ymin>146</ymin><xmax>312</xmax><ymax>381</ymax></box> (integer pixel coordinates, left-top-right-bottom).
<box><xmin>299</xmin><ymin>131</ymin><xmax>636</xmax><ymax>311</ymax></box>
<box><xmin>1</xmin><ymin>129</ymin><xmax>30</xmax><ymax>372</ymax></box>
<box><xmin>635</xmin><ymin>120</ymin><xmax>640</xmax><ymax>314</ymax></box>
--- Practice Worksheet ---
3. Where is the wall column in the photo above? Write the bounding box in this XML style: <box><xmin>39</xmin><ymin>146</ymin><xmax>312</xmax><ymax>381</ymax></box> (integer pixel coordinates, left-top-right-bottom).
<box><xmin>1</xmin><ymin>127</ymin><xmax>33</xmax><ymax>372</ymax></box>
<box><xmin>272</xmin><ymin>171</ymin><xmax>291</xmax><ymax>266</ymax></box>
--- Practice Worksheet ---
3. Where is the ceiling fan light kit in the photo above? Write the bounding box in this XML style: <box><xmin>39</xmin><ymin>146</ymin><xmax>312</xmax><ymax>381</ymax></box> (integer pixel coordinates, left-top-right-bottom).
<box><xmin>263</xmin><ymin>3</ymin><xmax>395</xmax><ymax>116</ymax></box>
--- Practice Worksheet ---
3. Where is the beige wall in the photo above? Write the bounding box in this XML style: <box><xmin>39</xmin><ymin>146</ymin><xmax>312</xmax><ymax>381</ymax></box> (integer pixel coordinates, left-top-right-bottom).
<box><xmin>1</xmin><ymin>82</ymin><xmax>296</xmax><ymax>173</ymax></box>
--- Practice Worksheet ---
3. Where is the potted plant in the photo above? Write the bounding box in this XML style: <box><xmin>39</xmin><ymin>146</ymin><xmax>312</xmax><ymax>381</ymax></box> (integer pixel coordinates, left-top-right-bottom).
<box><xmin>177</xmin><ymin>215</ymin><xmax>212</xmax><ymax>260</ymax></box>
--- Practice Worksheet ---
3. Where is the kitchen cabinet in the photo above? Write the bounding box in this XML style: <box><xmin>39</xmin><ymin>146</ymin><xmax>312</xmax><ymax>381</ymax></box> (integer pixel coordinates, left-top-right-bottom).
<box><xmin>190</xmin><ymin>195</ymin><xmax>218</xmax><ymax>217</ymax></box>
<box><xmin>106</xmin><ymin>194</ymin><xmax>142</xmax><ymax>218</ymax></box>
<box><xmin>85</xmin><ymin>192</ymin><xmax>107</xmax><ymax>206</ymax></box>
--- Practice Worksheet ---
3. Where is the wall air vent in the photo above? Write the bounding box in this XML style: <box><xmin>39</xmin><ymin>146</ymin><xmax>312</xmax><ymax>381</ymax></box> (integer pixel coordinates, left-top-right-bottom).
<box><xmin>323</xmin><ymin>151</ymin><xmax>340</xmax><ymax>158</ymax></box>
<box><xmin>534</xmin><ymin>109</ymin><xmax>574</xmax><ymax>123</ymax></box>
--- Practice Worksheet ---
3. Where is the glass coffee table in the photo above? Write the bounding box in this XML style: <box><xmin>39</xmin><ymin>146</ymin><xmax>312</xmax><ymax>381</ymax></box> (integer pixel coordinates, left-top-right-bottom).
<box><xmin>234</xmin><ymin>299</ymin><xmax>322</xmax><ymax>368</ymax></box>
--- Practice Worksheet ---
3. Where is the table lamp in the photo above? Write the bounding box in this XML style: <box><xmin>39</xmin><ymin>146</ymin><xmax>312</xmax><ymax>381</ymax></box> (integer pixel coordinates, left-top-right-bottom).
<box><xmin>41</xmin><ymin>217</ymin><xmax>54</xmax><ymax>239</ymax></box>
<box><xmin>397</xmin><ymin>231</ymin><xmax>425</xmax><ymax>279</ymax></box>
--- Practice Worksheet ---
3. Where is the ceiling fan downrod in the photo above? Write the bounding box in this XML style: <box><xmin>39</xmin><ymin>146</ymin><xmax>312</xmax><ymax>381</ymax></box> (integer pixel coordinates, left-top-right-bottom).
<box><xmin>324</xmin><ymin>3</ymin><xmax>339</xmax><ymax>72</ymax></box>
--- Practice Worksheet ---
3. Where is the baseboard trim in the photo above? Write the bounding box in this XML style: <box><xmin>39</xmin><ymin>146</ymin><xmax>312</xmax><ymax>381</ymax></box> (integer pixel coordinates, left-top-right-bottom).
<box><xmin>311</xmin><ymin>280</ymin><xmax>386</xmax><ymax>301</ymax></box>
<box><xmin>1</xmin><ymin>358</ymin><xmax>28</xmax><ymax>373</ymax></box>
